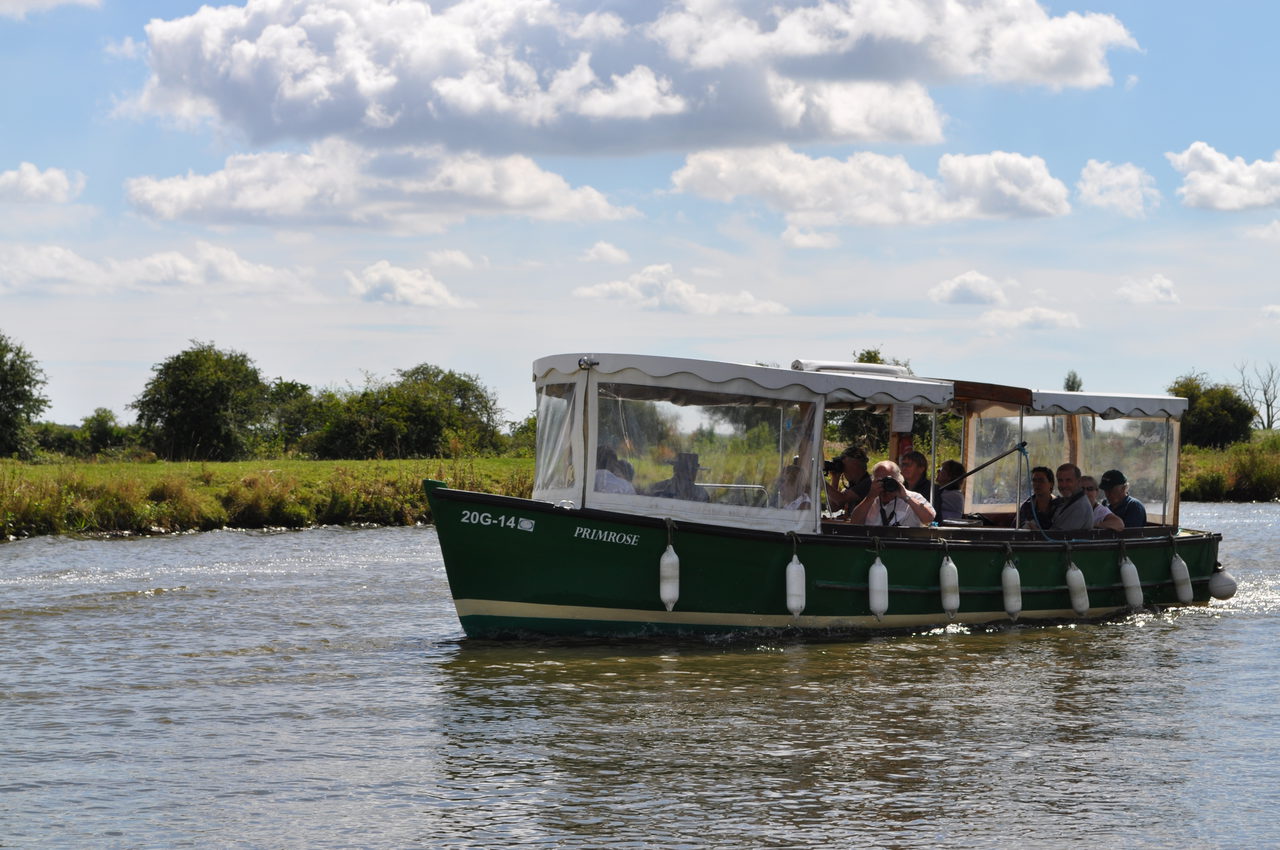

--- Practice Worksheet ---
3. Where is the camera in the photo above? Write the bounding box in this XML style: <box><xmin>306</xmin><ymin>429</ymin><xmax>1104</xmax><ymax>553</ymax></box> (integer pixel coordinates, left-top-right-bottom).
<box><xmin>880</xmin><ymin>477</ymin><xmax>900</xmax><ymax>493</ymax></box>
<box><xmin>822</xmin><ymin>457</ymin><xmax>843</xmax><ymax>474</ymax></box>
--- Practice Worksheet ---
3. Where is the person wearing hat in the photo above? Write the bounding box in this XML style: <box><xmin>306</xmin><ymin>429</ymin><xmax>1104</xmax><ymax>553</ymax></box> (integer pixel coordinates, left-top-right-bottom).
<box><xmin>1100</xmin><ymin>469</ymin><xmax>1146</xmax><ymax>527</ymax></box>
<box><xmin>824</xmin><ymin>446</ymin><xmax>871</xmax><ymax>513</ymax></box>
<box><xmin>650</xmin><ymin>452</ymin><xmax>710</xmax><ymax>502</ymax></box>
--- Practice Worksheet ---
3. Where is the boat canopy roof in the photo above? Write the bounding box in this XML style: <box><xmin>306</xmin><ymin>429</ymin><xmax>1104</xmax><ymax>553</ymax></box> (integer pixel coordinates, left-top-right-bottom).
<box><xmin>531</xmin><ymin>353</ymin><xmax>1188</xmax><ymax>419</ymax></box>
<box><xmin>533</xmin><ymin>353</ymin><xmax>954</xmax><ymax>409</ymax></box>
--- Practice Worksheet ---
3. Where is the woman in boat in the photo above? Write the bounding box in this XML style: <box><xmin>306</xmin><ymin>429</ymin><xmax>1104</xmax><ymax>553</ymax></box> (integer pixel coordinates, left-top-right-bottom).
<box><xmin>1018</xmin><ymin>466</ymin><xmax>1056</xmax><ymax>529</ymax></box>
<box><xmin>1080</xmin><ymin>475</ymin><xmax>1124</xmax><ymax>531</ymax></box>
<box><xmin>848</xmin><ymin>461</ymin><xmax>936</xmax><ymax>527</ymax></box>
<box><xmin>933</xmin><ymin>459</ymin><xmax>966</xmax><ymax>521</ymax></box>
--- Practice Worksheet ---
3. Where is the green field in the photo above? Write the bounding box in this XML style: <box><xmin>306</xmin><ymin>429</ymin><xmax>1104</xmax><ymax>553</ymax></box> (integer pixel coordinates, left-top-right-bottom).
<box><xmin>1</xmin><ymin>457</ymin><xmax>533</xmax><ymax>540</ymax></box>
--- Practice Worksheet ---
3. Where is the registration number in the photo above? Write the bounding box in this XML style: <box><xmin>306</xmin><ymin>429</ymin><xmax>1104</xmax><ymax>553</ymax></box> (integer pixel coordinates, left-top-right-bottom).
<box><xmin>461</xmin><ymin>510</ymin><xmax>535</xmax><ymax>532</ymax></box>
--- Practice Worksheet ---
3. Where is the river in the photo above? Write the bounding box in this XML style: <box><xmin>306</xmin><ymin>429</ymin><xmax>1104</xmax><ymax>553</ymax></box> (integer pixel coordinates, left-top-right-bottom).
<box><xmin>2</xmin><ymin>503</ymin><xmax>1278</xmax><ymax>848</ymax></box>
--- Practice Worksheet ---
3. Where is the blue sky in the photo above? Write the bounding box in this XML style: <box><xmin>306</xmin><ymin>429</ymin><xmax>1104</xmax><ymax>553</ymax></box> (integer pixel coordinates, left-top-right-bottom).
<box><xmin>3</xmin><ymin>0</ymin><xmax>1279</xmax><ymax>426</ymax></box>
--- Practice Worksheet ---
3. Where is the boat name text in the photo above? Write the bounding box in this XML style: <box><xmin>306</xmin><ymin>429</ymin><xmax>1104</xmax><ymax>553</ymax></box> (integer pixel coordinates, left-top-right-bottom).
<box><xmin>573</xmin><ymin>526</ymin><xmax>640</xmax><ymax>546</ymax></box>
<box><xmin>461</xmin><ymin>510</ymin><xmax>535</xmax><ymax>532</ymax></box>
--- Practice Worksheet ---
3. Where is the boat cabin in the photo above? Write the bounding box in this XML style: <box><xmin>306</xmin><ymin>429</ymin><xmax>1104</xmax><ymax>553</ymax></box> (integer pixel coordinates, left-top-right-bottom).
<box><xmin>530</xmin><ymin>354</ymin><xmax>1186</xmax><ymax>535</ymax></box>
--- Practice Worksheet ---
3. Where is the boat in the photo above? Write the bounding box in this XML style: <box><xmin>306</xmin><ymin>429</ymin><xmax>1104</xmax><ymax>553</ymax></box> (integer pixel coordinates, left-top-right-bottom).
<box><xmin>424</xmin><ymin>353</ymin><xmax>1237</xmax><ymax>638</ymax></box>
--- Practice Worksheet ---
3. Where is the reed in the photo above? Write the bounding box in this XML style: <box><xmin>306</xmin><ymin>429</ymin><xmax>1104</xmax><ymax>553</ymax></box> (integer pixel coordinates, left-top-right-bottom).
<box><xmin>1</xmin><ymin>457</ymin><xmax>534</xmax><ymax>541</ymax></box>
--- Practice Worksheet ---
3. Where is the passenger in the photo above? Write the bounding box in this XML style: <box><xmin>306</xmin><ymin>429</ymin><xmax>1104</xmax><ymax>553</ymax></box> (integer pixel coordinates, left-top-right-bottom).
<box><xmin>1081</xmin><ymin>475</ymin><xmax>1124</xmax><ymax>531</ymax></box>
<box><xmin>1018</xmin><ymin>466</ymin><xmax>1057</xmax><ymax>529</ymax></box>
<box><xmin>594</xmin><ymin>446</ymin><xmax>636</xmax><ymax>494</ymax></box>
<box><xmin>777</xmin><ymin>464</ymin><xmax>812</xmax><ymax>510</ymax></box>
<box><xmin>899</xmin><ymin>450</ymin><xmax>932</xmax><ymax>499</ymax></box>
<box><xmin>1049</xmin><ymin>463</ymin><xmax>1093</xmax><ymax>531</ymax></box>
<box><xmin>848</xmin><ymin>461</ymin><xmax>937</xmax><ymax>527</ymax></box>
<box><xmin>933</xmin><ymin>459</ymin><xmax>966</xmax><ymax>521</ymax></box>
<box><xmin>824</xmin><ymin>446</ymin><xmax>871</xmax><ymax>513</ymax></box>
<box><xmin>1100</xmin><ymin>469</ymin><xmax>1147</xmax><ymax>527</ymax></box>
<box><xmin>649</xmin><ymin>452</ymin><xmax>710</xmax><ymax>502</ymax></box>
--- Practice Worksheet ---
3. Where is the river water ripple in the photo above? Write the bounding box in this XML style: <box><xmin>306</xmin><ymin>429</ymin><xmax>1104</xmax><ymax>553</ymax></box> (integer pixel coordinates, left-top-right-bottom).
<box><xmin>2</xmin><ymin>503</ymin><xmax>1278</xmax><ymax>848</ymax></box>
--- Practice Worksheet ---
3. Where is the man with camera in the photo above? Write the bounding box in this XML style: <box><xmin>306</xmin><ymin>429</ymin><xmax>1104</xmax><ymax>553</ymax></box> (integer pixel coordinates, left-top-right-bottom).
<box><xmin>847</xmin><ymin>461</ymin><xmax>937</xmax><ymax>527</ymax></box>
<box><xmin>823</xmin><ymin>447</ymin><xmax>871</xmax><ymax>514</ymax></box>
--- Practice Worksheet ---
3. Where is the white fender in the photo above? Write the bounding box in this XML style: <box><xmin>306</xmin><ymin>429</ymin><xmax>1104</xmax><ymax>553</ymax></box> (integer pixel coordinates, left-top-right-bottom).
<box><xmin>939</xmin><ymin>555</ymin><xmax>960</xmax><ymax>619</ymax></box>
<box><xmin>659</xmin><ymin>544</ymin><xmax>680</xmax><ymax>611</ymax></box>
<box><xmin>1169</xmin><ymin>554</ymin><xmax>1193</xmax><ymax>604</ymax></box>
<box><xmin>868</xmin><ymin>556</ymin><xmax>889</xmax><ymax>621</ymax></box>
<box><xmin>1002</xmin><ymin>559</ymin><xmax>1023</xmax><ymax>621</ymax></box>
<box><xmin>1209</xmin><ymin>567</ymin><xmax>1238</xmax><ymax>600</ymax></box>
<box><xmin>1119</xmin><ymin>557</ymin><xmax>1144</xmax><ymax>609</ymax></box>
<box><xmin>1065</xmin><ymin>562</ymin><xmax>1090</xmax><ymax>616</ymax></box>
<box><xmin>785</xmin><ymin>554</ymin><xmax>806</xmax><ymax>618</ymax></box>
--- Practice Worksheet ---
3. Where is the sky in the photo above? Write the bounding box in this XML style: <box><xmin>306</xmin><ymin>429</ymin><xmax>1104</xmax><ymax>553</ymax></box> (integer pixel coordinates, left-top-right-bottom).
<box><xmin>2</xmin><ymin>0</ymin><xmax>1279</xmax><ymax>427</ymax></box>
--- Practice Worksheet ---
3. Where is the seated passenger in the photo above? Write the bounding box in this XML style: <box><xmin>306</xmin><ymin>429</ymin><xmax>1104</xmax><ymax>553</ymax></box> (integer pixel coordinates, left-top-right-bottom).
<box><xmin>1018</xmin><ymin>466</ymin><xmax>1057</xmax><ymax>529</ymax></box>
<box><xmin>1049</xmin><ymin>464</ymin><xmax>1094</xmax><ymax>531</ymax></box>
<box><xmin>933</xmin><ymin>459</ymin><xmax>966</xmax><ymax>521</ymax></box>
<box><xmin>1100</xmin><ymin>469</ymin><xmax>1147</xmax><ymax>527</ymax></box>
<box><xmin>898</xmin><ymin>450</ymin><xmax>932</xmax><ymax>499</ymax></box>
<box><xmin>776</xmin><ymin>464</ymin><xmax>812</xmax><ymax>510</ymax></box>
<box><xmin>848</xmin><ymin>461</ymin><xmax>936</xmax><ymax>527</ymax></box>
<box><xmin>824</xmin><ymin>446</ymin><xmax>870</xmax><ymax>514</ymax></box>
<box><xmin>594</xmin><ymin>446</ymin><xmax>636</xmax><ymax>494</ymax></box>
<box><xmin>649</xmin><ymin>452</ymin><xmax>710</xmax><ymax>502</ymax></box>
<box><xmin>1081</xmin><ymin>475</ymin><xmax>1123</xmax><ymax>531</ymax></box>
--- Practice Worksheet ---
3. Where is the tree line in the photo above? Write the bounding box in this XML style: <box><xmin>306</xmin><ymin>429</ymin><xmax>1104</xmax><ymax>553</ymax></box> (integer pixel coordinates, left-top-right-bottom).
<box><xmin>1</xmin><ymin>332</ymin><xmax>534</xmax><ymax>462</ymax></box>
<box><xmin>0</xmin><ymin>329</ymin><xmax>1271</xmax><ymax>462</ymax></box>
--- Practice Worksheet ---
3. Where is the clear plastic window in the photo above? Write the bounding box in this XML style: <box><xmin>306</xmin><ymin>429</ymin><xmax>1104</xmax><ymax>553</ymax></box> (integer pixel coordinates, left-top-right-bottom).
<box><xmin>534</xmin><ymin>383</ymin><xmax>576</xmax><ymax>492</ymax></box>
<box><xmin>595</xmin><ymin>383</ymin><xmax>817</xmax><ymax>510</ymax></box>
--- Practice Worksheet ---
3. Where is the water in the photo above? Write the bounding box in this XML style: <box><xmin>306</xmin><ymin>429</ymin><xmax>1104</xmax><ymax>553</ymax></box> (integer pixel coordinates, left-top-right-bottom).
<box><xmin>2</xmin><ymin>504</ymin><xmax>1278</xmax><ymax>848</ymax></box>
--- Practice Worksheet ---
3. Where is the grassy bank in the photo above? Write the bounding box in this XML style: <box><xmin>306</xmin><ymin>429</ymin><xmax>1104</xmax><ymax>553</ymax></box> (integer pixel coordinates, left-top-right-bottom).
<box><xmin>1</xmin><ymin>457</ymin><xmax>534</xmax><ymax>540</ymax></box>
<box><xmin>1178</xmin><ymin>432</ymin><xmax>1280</xmax><ymax>501</ymax></box>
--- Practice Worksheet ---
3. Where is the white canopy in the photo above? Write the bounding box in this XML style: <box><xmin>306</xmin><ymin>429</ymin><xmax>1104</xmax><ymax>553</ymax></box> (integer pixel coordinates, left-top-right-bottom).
<box><xmin>1029</xmin><ymin>390</ymin><xmax>1188</xmax><ymax>420</ymax></box>
<box><xmin>532</xmin><ymin>353</ymin><xmax>954</xmax><ymax>409</ymax></box>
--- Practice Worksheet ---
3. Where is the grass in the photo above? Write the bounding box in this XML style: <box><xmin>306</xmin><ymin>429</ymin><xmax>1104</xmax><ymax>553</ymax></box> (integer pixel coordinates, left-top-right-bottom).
<box><xmin>1</xmin><ymin>457</ymin><xmax>534</xmax><ymax>541</ymax></box>
<box><xmin>1179</xmin><ymin>431</ymin><xmax>1280</xmax><ymax>501</ymax></box>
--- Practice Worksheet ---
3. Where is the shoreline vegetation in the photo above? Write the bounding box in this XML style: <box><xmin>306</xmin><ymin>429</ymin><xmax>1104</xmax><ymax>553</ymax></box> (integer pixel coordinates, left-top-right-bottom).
<box><xmin>3</xmin><ymin>433</ymin><xmax>1278</xmax><ymax>542</ymax></box>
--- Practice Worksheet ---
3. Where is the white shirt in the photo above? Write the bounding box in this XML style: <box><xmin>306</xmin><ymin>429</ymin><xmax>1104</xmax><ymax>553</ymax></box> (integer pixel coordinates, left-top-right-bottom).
<box><xmin>864</xmin><ymin>490</ymin><xmax>930</xmax><ymax>527</ymax></box>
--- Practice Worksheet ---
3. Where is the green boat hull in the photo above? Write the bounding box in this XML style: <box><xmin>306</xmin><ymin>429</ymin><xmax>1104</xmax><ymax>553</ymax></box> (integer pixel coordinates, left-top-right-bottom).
<box><xmin>425</xmin><ymin>482</ymin><xmax>1223</xmax><ymax>639</ymax></box>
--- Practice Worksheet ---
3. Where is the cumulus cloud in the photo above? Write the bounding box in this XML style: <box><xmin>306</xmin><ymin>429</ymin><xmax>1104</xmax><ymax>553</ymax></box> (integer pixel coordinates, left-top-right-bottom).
<box><xmin>128</xmin><ymin>0</ymin><xmax>1135</xmax><ymax>152</ymax></box>
<box><xmin>1118</xmin><ymin>273</ymin><xmax>1178</xmax><ymax>304</ymax></box>
<box><xmin>580</xmin><ymin>241</ymin><xmax>630</xmax><ymax>263</ymax></box>
<box><xmin>1264</xmin><ymin>305</ymin><xmax>1280</xmax><ymax>320</ymax></box>
<box><xmin>1077</xmin><ymin>159</ymin><xmax>1160</xmax><ymax>217</ymax></box>
<box><xmin>672</xmin><ymin>145</ymin><xmax>1069</xmax><ymax>237</ymax></box>
<box><xmin>345</xmin><ymin>260</ymin><xmax>474</xmax><ymax>308</ymax></box>
<box><xmin>1167</xmin><ymin>142</ymin><xmax>1280</xmax><ymax>211</ymax></box>
<box><xmin>0</xmin><ymin>162</ymin><xmax>85</xmax><ymax>203</ymax></box>
<box><xmin>426</xmin><ymin>249</ymin><xmax>481</xmax><ymax>270</ymax></box>
<box><xmin>573</xmin><ymin>263</ymin><xmax>786</xmax><ymax>314</ymax></box>
<box><xmin>126</xmin><ymin>140</ymin><xmax>632</xmax><ymax>231</ymax></box>
<box><xmin>928</xmin><ymin>270</ymin><xmax>1007</xmax><ymax>304</ymax></box>
<box><xmin>0</xmin><ymin>241</ymin><xmax>310</xmax><ymax>295</ymax></box>
<box><xmin>980</xmin><ymin>306</ymin><xmax>1079</xmax><ymax>330</ymax></box>
<box><xmin>0</xmin><ymin>0</ymin><xmax>98</xmax><ymax>19</ymax></box>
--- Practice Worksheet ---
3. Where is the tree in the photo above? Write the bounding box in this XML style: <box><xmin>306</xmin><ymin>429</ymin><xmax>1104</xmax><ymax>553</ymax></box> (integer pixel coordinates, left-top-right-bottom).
<box><xmin>131</xmin><ymin>341</ymin><xmax>269</xmax><ymax>460</ymax></box>
<box><xmin>1063</xmin><ymin>370</ymin><xmax>1083</xmax><ymax>391</ymax></box>
<box><xmin>1168</xmin><ymin>372</ymin><xmax>1256</xmax><ymax>449</ymax></box>
<box><xmin>0</xmin><ymin>330</ymin><xmax>49</xmax><ymax>458</ymax></box>
<box><xmin>1235</xmin><ymin>360</ymin><xmax>1279</xmax><ymax>430</ymax></box>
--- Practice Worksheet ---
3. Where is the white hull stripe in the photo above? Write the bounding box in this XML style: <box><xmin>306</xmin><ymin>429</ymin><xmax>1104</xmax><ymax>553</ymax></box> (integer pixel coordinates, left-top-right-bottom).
<box><xmin>453</xmin><ymin>598</ymin><xmax>1128</xmax><ymax>629</ymax></box>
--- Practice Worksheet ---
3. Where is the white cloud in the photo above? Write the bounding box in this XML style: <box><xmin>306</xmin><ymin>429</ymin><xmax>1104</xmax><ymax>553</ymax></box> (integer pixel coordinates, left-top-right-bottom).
<box><xmin>929</xmin><ymin>270</ymin><xmax>1007</xmax><ymax>304</ymax></box>
<box><xmin>980</xmin><ymin>306</ymin><xmax>1080</xmax><ymax>330</ymax></box>
<box><xmin>126</xmin><ymin>140</ymin><xmax>633</xmax><ymax>232</ymax></box>
<box><xmin>1265</xmin><ymin>305</ymin><xmax>1280</xmax><ymax>320</ymax></box>
<box><xmin>0</xmin><ymin>0</ymin><xmax>98</xmax><ymax>19</ymax></box>
<box><xmin>0</xmin><ymin>162</ymin><xmax>85</xmax><ymax>203</ymax></box>
<box><xmin>672</xmin><ymin>146</ymin><xmax>1069</xmax><ymax>237</ymax></box>
<box><xmin>1167</xmin><ymin>142</ymin><xmax>1280</xmax><ymax>211</ymax></box>
<box><xmin>580</xmin><ymin>241</ymin><xmax>630</xmax><ymax>264</ymax></box>
<box><xmin>426</xmin><ymin>249</ymin><xmax>480</xmax><ymax>270</ymax></box>
<box><xmin>345</xmin><ymin>260</ymin><xmax>474</xmax><ymax>308</ymax></box>
<box><xmin>1077</xmin><ymin>159</ymin><xmax>1159</xmax><ymax>217</ymax></box>
<box><xmin>573</xmin><ymin>263</ymin><xmax>786</xmax><ymax>315</ymax></box>
<box><xmin>782</xmin><ymin>226</ymin><xmax>839</xmax><ymax>249</ymax></box>
<box><xmin>1246</xmin><ymin>220</ymin><xmax>1280</xmax><ymax>242</ymax></box>
<box><xmin>0</xmin><ymin>241</ymin><xmax>311</xmax><ymax>295</ymax></box>
<box><xmin>1118</xmin><ymin>273</ymin><xmax>1178</xmax><ymax>304</ymax></box>
<box><xmin>128</xmin><ymin>0</ymin><xmax>1135</xmax><ymax>153</ymax></box>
